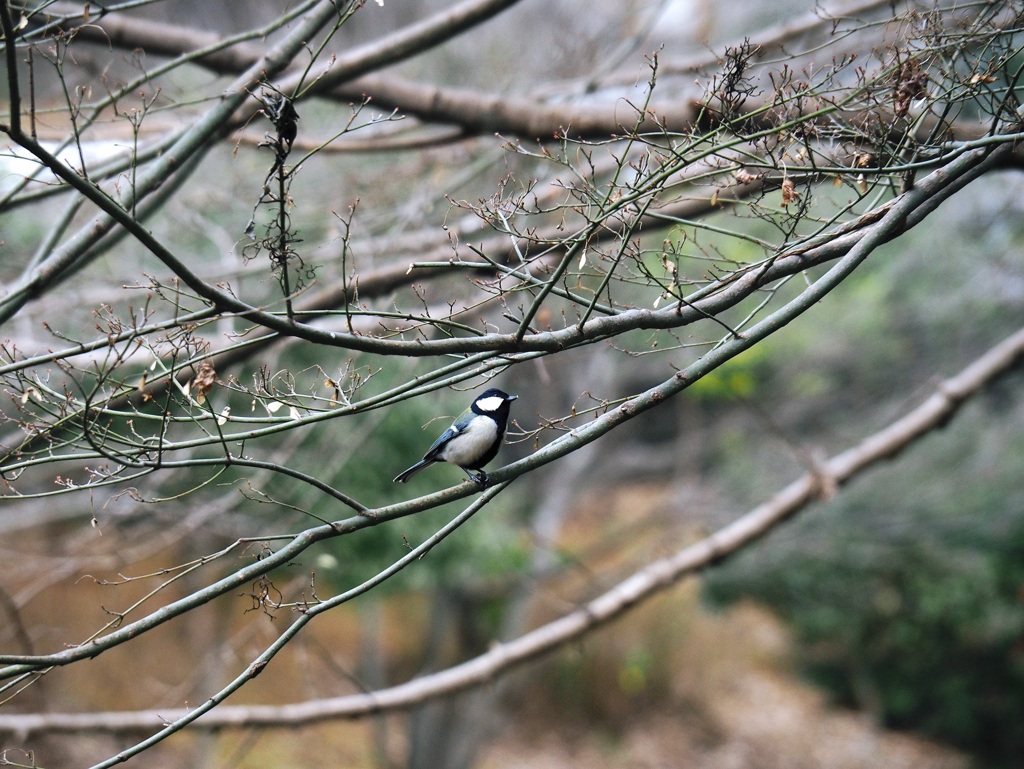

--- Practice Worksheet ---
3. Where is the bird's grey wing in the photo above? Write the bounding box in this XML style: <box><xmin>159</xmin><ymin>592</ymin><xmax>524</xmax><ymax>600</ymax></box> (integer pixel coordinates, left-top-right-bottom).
<box><xmin>421</xmin><ymin>423</ymin><xmax>461</xmax><ymax>460</ymax></box>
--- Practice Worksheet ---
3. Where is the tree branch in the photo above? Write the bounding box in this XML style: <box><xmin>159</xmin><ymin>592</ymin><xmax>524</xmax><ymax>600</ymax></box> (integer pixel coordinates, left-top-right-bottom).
<box><xmin>3</xmin><ymin>318</ymin><xmax>1021</xmax><ymax>738</ymax></box>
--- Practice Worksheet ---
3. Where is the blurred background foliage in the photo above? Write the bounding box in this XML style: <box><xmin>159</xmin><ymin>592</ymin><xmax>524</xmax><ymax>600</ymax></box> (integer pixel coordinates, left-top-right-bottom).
<box><xmin>700</xmin><ymin>179</ymin><xmax>1024</xmax><ymax>766</ymax></box>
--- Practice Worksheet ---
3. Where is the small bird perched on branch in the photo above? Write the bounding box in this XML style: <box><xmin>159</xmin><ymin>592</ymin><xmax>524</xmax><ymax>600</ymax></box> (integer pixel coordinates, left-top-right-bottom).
<box><xmin>393</xmin><ymin>388</ymin><xmax>518</xmax><ymax>486</ymax></box>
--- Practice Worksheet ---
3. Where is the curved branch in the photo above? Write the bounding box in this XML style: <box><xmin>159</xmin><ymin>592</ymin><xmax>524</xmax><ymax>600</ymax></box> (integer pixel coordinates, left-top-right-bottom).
<box><xmin>0</xmin><ymin>141</ymin><xmax>1000</xmax><ymax>680</ymax></box>
<box><xmin>27</xmin><ymin>0</ymin><xmax>997</xmax><ymax>144</ymax></box>
<box><xmin>8</xmin><ymin>134</ymin><xmax>1005</xmax><ymax>366</ymax></box>
<box><xmin>3</xmin><ymin>318</ymin><xmax>1022</xmax><ymax>738</ymax></box>
<box><xmin>35</xmin><ymin>0</ymin><xmax>526</xmax><ymax>90</ymax></box>
<box><xmin>0</xmin><ymin>142</ymin><xmax>1008</xmax><ymax>490</ymax></box>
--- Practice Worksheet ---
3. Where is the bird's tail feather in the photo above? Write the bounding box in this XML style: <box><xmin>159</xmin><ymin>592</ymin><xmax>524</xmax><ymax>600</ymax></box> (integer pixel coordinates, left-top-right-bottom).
<box><xmin>393</xmin><ymin>459</ymin><xmax>433</xmax><ymax>483</ymax></box>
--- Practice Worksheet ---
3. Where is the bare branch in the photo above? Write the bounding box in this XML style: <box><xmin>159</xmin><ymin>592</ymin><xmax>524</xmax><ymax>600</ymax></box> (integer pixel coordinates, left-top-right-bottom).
<box><xmin>3</xmin><ymin>318</ymin><xmax>1021</xmax><ymax>738</ymax></box>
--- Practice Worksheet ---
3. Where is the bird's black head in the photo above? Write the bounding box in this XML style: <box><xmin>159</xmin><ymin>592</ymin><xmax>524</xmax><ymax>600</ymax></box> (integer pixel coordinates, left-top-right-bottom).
<box><xmin>471</xmin><ymin>388</ymin><xmax>517</xmax><ymax>416</ymax></box>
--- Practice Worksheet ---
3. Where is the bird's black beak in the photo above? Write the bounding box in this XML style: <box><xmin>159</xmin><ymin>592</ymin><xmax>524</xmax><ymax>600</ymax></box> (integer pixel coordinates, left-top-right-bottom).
<box><xmin>508</xmin><ymin>394</ymin><xmax>518</xmax><ymax>401</ymax></box>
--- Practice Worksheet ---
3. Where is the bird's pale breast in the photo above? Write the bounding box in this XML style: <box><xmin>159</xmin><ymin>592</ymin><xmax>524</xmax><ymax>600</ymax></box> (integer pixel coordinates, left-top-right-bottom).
<box><xmin>438</xmin><ymin>417</ymin><xmax>498</xmax><ymax>466</ymax></box>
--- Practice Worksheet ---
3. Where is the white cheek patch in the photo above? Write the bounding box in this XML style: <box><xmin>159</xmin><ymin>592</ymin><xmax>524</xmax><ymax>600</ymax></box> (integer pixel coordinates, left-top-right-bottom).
<box><xmin>474</xmin><ymin>395</ymin><xmax>504</xmax><ymax>413</ymax></box>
